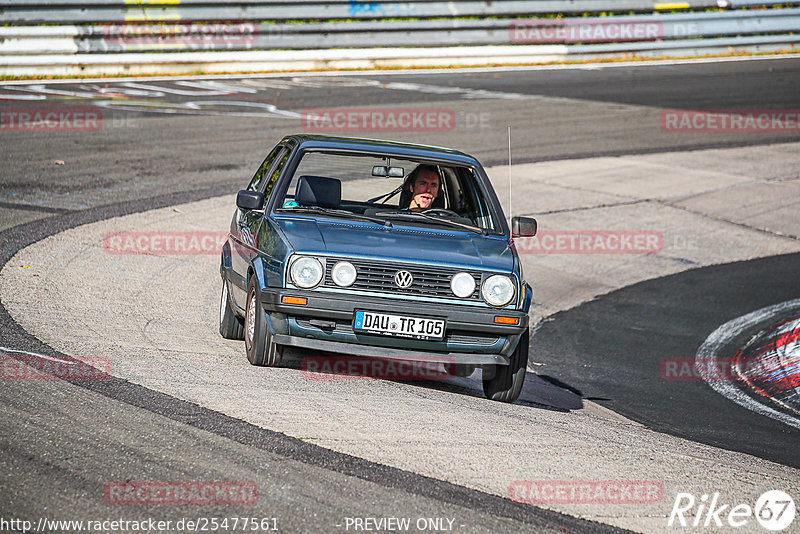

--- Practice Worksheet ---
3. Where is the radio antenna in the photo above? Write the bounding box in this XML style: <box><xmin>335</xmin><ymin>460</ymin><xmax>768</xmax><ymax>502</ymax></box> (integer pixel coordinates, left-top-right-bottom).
<box><xmin>507</xmin><ymin>125</ymin><xmax>512</xmax><ymax>223</ymax></box>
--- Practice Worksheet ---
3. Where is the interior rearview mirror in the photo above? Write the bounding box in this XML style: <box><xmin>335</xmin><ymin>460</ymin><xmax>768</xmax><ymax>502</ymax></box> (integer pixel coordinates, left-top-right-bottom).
<box><xmin>372</xmin><ymin>166</ymin><xmax>405</xmax><ymax>178</ymax></box>
<box><xmin>511</xmin><ymin>216</ymin><xmax>537</xmax><ymax>238</ymax></box>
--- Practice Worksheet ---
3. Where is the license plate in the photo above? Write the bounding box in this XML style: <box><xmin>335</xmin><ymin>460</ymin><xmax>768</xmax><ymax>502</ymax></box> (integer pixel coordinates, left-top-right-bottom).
<box><xmin>353</xmin><ymin>310</ymin><xmax>445</xmax><ymax>341</ymax></box>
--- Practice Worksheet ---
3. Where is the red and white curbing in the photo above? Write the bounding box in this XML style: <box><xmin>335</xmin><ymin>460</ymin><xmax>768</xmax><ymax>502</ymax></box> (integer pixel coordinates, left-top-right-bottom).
<box><xmin>734</xmin><ymin>313</ymin><xmax>800</xmax><ymax>415</ymax></box>
<box><xmin>695</xmin><ymin>298</ymin><xmax>800</xmax><ymax>430</ymax></box>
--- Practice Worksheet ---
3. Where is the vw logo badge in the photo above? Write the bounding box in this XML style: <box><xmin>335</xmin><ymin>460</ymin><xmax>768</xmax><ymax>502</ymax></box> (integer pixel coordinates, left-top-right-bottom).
<box><xmin>394</xmin><ymin>270</ymin><xmax>413</xmax><ymax>288</ymax></box>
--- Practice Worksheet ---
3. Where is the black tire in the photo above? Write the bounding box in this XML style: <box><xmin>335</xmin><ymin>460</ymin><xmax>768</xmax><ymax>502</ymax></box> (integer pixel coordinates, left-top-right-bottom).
<box><xmin>482</xmin><ymin>330</ymin><xmax>528</xmax><ymax>402</ymax></box>
<box><xmin>219</xmin><ymin>277</ymin><xmax>244</xmax><ymax>340</ymax></box>
<box><xmin>244</xmin><ymin>276</ymin><xmax>282</xmax><ymax>367</ymax></box>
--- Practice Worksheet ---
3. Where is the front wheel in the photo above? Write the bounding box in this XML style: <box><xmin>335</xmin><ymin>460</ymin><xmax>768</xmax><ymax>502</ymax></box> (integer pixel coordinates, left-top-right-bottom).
<box><xmin>244</xmin><ymin>277</ymin><xmax>282</xmax><ymax>367</ymax></box>
<box><xmin>482</xmin><ymin>330</ymin><xmax>528</xmax><ymax>403</ymax></box>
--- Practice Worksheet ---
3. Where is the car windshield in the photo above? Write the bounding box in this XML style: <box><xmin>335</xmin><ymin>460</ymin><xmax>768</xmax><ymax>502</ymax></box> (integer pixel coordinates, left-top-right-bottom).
<box><xmin>275</xmin><ymin>151</ymin><xmax>502</xmax><ymax>233</ymax></box>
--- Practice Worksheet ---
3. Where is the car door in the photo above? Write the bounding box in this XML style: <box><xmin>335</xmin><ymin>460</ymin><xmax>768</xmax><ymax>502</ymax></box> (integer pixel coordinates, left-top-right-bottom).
<box><xmin>230</xmin><ymin>144</ymin><xmax>289</xmax><ymax>307</ymax></box>
<box><xmin>252</xmin><ymin>145</ymin><xmax>293</xmax><ymax>289</ymax></box>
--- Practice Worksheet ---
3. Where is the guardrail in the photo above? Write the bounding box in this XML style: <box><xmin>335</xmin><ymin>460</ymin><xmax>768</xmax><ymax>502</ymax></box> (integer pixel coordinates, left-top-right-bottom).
<box><xmin>2</xmin><ymin>10</ymin><xmax>799</xmax><ymax>53</ymax></box>
<box><xmin>4</xmin><ymin>0</ymin><xmax>800</xmax><ymax>22</ymax></box>
<box><xmin>1</xmin><ymin>0</ymin><xmax>798</xmax><ymax>76</ymax></box>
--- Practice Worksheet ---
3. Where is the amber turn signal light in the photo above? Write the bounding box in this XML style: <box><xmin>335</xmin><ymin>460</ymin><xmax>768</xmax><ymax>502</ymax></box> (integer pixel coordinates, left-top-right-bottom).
<box><xmin>281</xmin><ymin>296</ymin><xmax>308</xmax><ymax>306</ymax></box>
<box><xmin>493</xmin><ymin>316</ymin><xmax>519</xmax><ymax>325</ymax></box>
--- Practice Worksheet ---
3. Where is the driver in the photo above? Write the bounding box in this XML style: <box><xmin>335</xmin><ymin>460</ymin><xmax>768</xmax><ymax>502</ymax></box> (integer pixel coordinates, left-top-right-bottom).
<box><xmin>407</xmin><ymin>164</ymin><xmax>441</xmax><ymax>211</ymax></box>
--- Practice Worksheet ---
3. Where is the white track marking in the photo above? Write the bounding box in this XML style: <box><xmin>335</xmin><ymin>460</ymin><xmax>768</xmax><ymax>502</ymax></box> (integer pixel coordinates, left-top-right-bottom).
<box><xmin>174</xmin><ymin>80</ymin><xmax>258</xmax><ymax>93</ymax></box>
<box><xmin>695</xmin><ymin>298</ymin><xmax>800</xmax><ymax>430</ymax></box>
<box><xmin>93</xmin><ymin>99</ymin><xmax>301</xmax><ymax>119</ymax></box>
<box><xmin>775</xmin><ymin>318</ymin><xmax>800</xmax><ymax>336</ymax></box>
<box><xmin>376</xmin><ymin>81</ymin><xmax>532</xmax><ymax>100</ymax></box>
<box><xmin>0</xmin><ymin>346</ymin><xmax>73</xmax><ymax>364</ymax></box>
<box><xmin>0</xmin><ymin>94</ymin><xmax>46</xmax><ymax>100</ymax></box>
<box><xmin>183</xmin><ymin>100</ymin><xmax>303</xmax><ymax>118</ymax></box>
<box><xmin>2</xmin><ymin>85</ymin><xmax>98</xmax><ymax>98</ymax></box>
<box><xmin>120</xmin><ymin>82</ymin><xmax>232</xmax><ymax>96</ymax></box>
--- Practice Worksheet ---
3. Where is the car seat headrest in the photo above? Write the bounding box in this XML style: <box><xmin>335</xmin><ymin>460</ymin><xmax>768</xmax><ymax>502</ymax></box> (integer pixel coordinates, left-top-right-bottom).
<box><xmin>295</xmin><ymin>175</ymin><xmax>341</xmax><ymax>209</ymax></box>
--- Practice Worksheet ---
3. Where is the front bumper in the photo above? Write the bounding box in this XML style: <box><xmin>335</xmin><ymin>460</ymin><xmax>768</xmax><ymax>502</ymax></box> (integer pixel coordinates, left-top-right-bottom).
<box><xmin>260</xmin><ymin>288</ymin><xmax>528</xmax><ymax>366</ymax></box>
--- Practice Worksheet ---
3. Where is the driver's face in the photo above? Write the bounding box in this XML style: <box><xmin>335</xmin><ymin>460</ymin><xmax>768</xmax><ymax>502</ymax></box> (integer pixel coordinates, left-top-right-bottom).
<box><xmin>410</xmin><ymin>170</ymin><xmax>440</xmax><ymax>210</ymax></box>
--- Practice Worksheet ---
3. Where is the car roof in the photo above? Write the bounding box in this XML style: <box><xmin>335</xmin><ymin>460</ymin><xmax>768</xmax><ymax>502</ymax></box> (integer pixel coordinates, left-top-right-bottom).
<box><xmin>283</xmin><ymin>134</ymin><xmax>480</xmax><ymax>166</ymax></box>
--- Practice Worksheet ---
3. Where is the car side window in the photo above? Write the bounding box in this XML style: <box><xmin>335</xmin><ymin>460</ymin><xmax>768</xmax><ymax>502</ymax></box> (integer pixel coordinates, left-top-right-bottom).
<box><xmin>261</xmin><ymin>148</ymin><xmax>291</xmax><ymax>202</ymax></box>
<box><xmin>456</xmin><ymin>169</ymin><xmax>498</xmax><ymax>232</ymax></box>
<box><xmin>247</xmin><ymin>145</ymin><xmax>283</xmax><ymax>192</ymax></box>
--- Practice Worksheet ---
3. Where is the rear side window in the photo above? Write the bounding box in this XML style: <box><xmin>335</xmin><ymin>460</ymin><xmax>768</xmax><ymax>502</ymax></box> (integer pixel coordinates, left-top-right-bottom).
<box><xmin>261</xmin><ymin>148</ymin><xmax>291</xmax><ymax>201</ymax></box>
<box><xmin>247</xmin><ymin>145</ymin><xmax>283</xmax><ymax>192</ymax></box>
<box><xmin>453</xmin><ymin>168</ymin><xmax>499</xmax><ymax>233</ymax></box>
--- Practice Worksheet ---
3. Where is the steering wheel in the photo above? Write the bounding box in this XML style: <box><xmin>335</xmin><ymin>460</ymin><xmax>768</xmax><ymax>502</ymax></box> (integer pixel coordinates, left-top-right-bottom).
<box><xmin>422</xmin><ymin>208</ymin><xmax>460</xmax><ymax>217</ymax></box>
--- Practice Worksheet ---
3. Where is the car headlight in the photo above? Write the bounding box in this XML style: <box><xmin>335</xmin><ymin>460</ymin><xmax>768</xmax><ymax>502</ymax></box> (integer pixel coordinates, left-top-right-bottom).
<box><xmin>481</xmin><ymin>275</ymin><xmax>515</xmax><ymax>307</ymax></box>
<box><xmin>290</xmin><ymin>256</ymin><xmax>323</xmax><ymax>289</ymax></box>
<box><xmin>331</xmin><ymin>261</ymin><xmax>357</xmax><ymax>287</ymax></box>
<box><xmin>450</xmin><ymin>272</ymin><xmax>476</xmax><ymax>298</ymax></box>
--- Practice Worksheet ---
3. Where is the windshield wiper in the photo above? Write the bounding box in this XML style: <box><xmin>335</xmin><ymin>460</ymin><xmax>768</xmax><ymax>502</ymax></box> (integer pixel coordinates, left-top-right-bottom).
<box><xmin>277</xmin><ymin>206</ymin><xmax>392</xmax><ymax>227</ymax></box>
<box><xmin>375</xmin><ymin>210</ymin><xmax>487</xmax><ymax>235</ymax></box>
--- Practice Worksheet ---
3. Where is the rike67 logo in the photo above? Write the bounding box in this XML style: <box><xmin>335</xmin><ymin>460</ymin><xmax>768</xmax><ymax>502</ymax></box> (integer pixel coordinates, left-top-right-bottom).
<box><xmin>668</xmin><ymin>490</ymin><xmax>795</xmax><ymax>531</ymax></box>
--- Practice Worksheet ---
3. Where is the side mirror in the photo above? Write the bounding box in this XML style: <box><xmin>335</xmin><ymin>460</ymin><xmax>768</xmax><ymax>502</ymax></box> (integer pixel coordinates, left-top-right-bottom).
<box><xmin>511</xmin><ymin>216</ymin><xmax>537</xmax><ymax>237</ymax></box>
<box><xmin>236</xmin><ymin>190</ymin><xmax>265</xmax><ymax>211</ymax></box>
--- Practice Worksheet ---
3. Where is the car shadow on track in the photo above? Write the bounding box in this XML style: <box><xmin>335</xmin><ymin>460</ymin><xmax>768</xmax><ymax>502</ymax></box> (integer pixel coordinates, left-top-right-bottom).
<box><xmin>280</xmin><ymin>347</ymin><xmax>583</xmax><ymax>411</ymax></box>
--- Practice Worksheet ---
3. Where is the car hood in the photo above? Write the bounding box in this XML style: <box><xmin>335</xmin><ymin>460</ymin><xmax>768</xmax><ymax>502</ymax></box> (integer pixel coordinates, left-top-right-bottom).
<box><xmin>275</xmin><ymin>217</ymin><xmax>514</xmax><ymax>272</ymax></box>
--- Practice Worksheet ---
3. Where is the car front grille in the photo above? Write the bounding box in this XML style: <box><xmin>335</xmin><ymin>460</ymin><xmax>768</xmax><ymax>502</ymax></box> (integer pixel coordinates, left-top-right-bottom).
<box><xmin>322</xmin><ymin>257</ymin><xmax>482</xmax><ymax>301</ymax></box>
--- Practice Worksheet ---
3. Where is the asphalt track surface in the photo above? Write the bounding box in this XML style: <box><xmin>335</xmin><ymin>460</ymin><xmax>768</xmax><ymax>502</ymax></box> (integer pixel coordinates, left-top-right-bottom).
<box><xmin>532</xmin><ymin>252</ymin><xmax>800</xmax><ymax>469</ymax></box>
<box><xmin>1</xmin><ymin>57</ymin><xmax>799</xmax><ymax>532</ymax></box>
